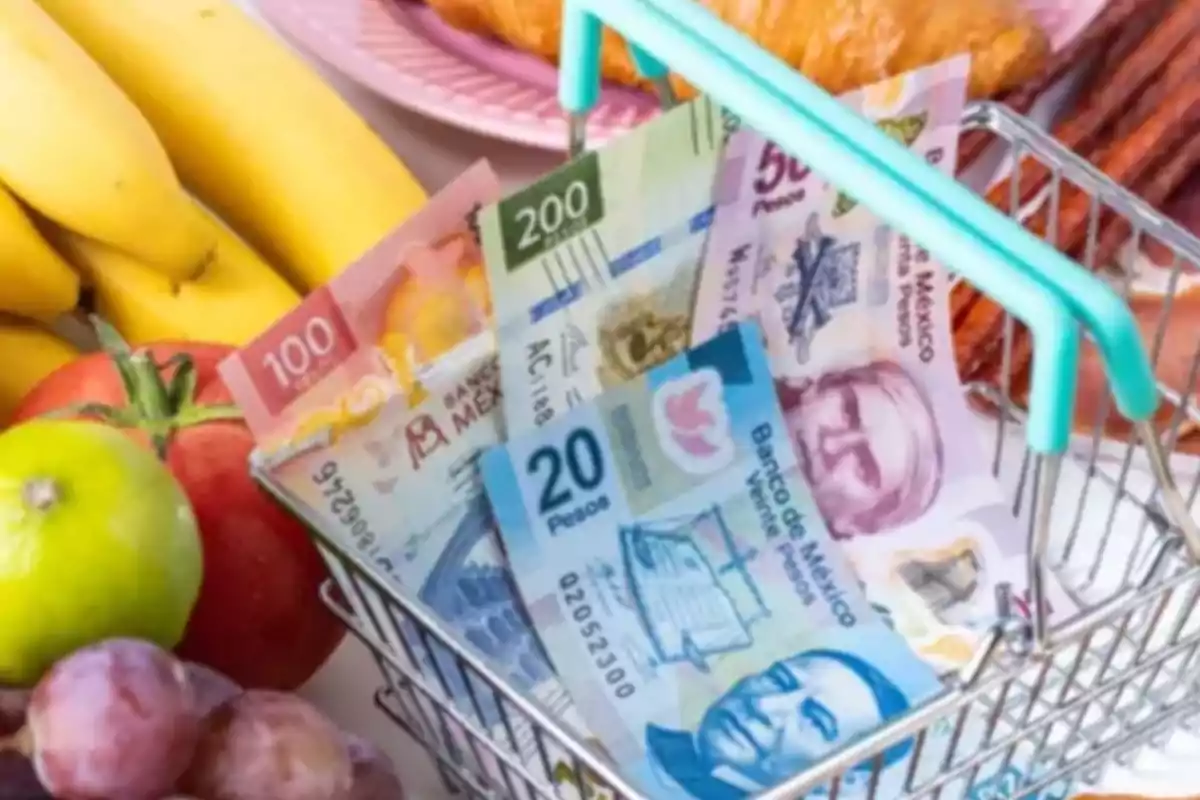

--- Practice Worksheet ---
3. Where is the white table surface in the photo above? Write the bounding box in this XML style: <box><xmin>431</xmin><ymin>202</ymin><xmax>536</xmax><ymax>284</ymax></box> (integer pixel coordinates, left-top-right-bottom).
<box><xmin>233</xmin><ymin>3</ymin><xmax>1200</xmax><ymax>797</ymax></box>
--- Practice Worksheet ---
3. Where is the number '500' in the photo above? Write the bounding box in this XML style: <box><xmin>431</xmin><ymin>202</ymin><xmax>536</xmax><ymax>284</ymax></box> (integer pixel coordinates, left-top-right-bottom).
<box><xmin>527</xmin><ymin>428</ymin><xmax>604</xmax><ymax>515</ymax></box>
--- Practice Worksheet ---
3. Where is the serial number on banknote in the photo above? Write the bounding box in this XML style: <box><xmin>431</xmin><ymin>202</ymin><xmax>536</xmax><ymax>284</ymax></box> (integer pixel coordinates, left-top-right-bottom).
<box><xmin>559</xmin><ymin>572</ymin><xmax>637</xmax><ymax>701</ymax></box>
<box><xmin>311</xmin><ymin>460</ymin><xmax>380</xmax><ymax>556</ymax></box>
<box><xmin>528</xmin><ymin>339</ymin><xmax>557</xmax><ymax>428</ymax></box>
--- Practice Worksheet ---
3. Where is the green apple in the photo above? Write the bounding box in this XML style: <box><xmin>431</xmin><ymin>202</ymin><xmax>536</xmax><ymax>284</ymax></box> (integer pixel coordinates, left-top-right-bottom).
<box><xmin>0</xmin><ymin>420</ymin><xmax>202</xmax><ymax>686</ymax></box>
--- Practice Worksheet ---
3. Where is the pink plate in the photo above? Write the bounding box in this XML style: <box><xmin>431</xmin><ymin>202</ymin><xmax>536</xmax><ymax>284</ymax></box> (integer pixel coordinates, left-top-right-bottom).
<box><xmin>260</xmin><ymin>0</ymin><xmax>1108</xmax><ymax>152</ymax></box>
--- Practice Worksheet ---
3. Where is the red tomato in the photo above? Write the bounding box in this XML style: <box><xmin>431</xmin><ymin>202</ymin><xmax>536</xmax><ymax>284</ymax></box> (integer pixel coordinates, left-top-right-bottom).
<box><xmin>12</xmin><ymin>341</ymin><xmax>345</xmax><ymax>690</ymax></box>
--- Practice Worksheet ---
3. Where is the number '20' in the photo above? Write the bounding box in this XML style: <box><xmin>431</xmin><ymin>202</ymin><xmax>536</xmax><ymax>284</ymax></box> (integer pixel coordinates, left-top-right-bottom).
<box><xmin>527</xmin><ymin>428</ymin><xmax>604</xmax><ymax>515</ymax></box>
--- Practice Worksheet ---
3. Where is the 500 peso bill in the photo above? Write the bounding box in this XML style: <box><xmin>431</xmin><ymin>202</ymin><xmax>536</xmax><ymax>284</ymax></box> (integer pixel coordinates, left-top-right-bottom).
<box><xmin>693</xmin><ymin>57</ymin><xmax>1077</xmax><ymax>674</ymax></box>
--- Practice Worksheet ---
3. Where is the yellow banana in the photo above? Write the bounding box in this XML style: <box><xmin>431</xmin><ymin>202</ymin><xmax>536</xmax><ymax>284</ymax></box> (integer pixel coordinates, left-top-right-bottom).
<box><xmin>36</xmin><ymin>0</ymin><xmax>429</xmax><ymax>292</ymax></box>
<box><xmin>0</xmin><ymin>0</ymin><xmax>215</xmax><ymax>282</ymax></box>
<box><xmin>0</xmin><ymin>183</ymin><xmax>79</xmax><ymax>323</ymax></box>
<box><xmin>0</xmin><ymin>318</ymin><xmax>79</xmax><ymax>425</ymax></box>
<box><xmin>48</xmin><ymin>202</ymin><xmax>301</xmax><ymax>347</ymax></box>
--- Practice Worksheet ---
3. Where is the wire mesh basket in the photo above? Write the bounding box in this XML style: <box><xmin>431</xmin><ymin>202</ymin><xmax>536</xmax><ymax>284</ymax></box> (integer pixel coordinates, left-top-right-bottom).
<box><xmin>252</xmin><ymin>1</ymin><xmax>1200</xmax><ymax>797</ymax></box>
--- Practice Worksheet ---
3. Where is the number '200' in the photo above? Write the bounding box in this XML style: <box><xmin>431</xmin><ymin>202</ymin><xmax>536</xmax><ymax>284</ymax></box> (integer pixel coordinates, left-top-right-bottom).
<box><xmin>514</xmin><ymin>179</ymin><xmax>590</xmax><ymax>251</ymax></box>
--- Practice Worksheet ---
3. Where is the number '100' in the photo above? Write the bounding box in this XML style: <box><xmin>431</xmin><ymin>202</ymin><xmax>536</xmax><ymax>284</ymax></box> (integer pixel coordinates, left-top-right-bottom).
<box><xmin>263</xmin><ymin>317</ymin><xmax>338</xmax><ymax>389</ymax></box>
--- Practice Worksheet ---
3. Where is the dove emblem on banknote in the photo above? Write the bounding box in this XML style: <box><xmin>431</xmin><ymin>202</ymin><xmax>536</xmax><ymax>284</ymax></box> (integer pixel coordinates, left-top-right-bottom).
<box><xmin>651</xmin><ymin>369</ymin><xmax>735</xmax><ymax>475</ymax></box>
<box><xmin>832</xmin><ymin>113</ymin><xmax>928</xmax><ymax>218</ymax></box>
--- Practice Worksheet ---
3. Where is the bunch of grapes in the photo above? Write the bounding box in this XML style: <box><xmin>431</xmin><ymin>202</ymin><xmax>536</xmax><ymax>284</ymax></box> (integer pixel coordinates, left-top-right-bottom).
<box><xmin>0</xmin><ymin>639</ymin><xmax>404</xmax><ymax>800</ymax></box>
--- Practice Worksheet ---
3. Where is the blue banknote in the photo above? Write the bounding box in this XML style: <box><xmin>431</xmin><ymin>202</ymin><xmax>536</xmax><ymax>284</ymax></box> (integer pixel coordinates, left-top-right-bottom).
<box><xmin>482</xmin><ymin>323</ymin><xmax>957</xmax><ymax>799</ymax></box>
<box><xmin>256</xmin><ymin>343</ymin><xmax>599</xmax><ymax>790</ymax></box>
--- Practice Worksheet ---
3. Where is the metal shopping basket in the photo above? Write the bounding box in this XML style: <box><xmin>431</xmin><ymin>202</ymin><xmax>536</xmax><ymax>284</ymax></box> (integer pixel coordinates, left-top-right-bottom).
<box><xmin>253</xmin><ymin>0</ymin><xmax>1200</xmax><ymax>797</ymax></box>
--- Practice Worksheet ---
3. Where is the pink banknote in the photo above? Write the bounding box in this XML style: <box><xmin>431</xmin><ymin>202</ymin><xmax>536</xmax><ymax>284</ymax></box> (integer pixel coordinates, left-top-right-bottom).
<box><xmin>219</xmin><ymin>160</ymin><xmax>503</xmax><ymax>448</ymax></box>
<box><xmin>693</xmin><ymin>57</ymin><xmax>1077</xmax><ymax>673</ymax></box>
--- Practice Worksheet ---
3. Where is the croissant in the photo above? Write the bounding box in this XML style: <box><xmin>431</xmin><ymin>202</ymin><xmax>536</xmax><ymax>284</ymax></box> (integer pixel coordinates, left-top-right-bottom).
<box><xmin>423</xmin><ymin>0</ymin><xmax>1050</xmax><ymax>100</ymax></box>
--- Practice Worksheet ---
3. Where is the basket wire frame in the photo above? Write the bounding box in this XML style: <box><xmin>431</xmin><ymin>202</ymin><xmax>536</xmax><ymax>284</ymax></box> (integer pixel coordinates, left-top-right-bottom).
<box><xmin>253</xmin><ymin>102</ymin><xmax>1200</xmax><ymax>800</ymax></box>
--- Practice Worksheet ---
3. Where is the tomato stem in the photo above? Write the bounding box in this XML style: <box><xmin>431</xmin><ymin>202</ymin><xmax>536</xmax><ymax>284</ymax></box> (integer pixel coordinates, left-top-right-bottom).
<box><xmin>83</xmin><ymin>317</ymin><xmax>247</xmax><ymax>460</ymax></box>
<box><xmin>175</xmin><ymin>404</ymin><xmax>245</xmax><ymax>427</ymax></box>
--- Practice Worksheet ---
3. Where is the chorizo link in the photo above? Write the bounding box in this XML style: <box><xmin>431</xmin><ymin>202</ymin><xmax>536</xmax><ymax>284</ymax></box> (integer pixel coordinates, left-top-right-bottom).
<box><xmin>990</xmin><ymin>0</ymin><xmax>1200</xmax><ymax>214</ymax></box>
<box><xmin>954</xmin><ymin>0</ymin><xmax>1200</xmax><ymax>333</ymax></box>
<box><xmin>958</xmin><ymin>78</ymin><xmax>1200</xmax><ymax>387</ymax></box>
<box><xmin>1113</xmin><ymin>42</ymin><xmax>1200</xmax><ymax>140</ymax></box>
<box><xmin>956</xmin><ymin>0</ymin><xmax>1156</xmax><ymax>174</ymax></box>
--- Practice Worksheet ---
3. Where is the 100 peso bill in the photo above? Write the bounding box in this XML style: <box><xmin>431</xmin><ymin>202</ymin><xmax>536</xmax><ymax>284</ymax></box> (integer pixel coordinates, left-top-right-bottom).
<box><xmin>240</xmin><ymin>334</ymin><xmax>614</xmax><ymax>800</ymax></box>
<box><xmin>220</xmin><ymin>161</ymin><xmax>502</xmax><ymax>452</ymax></box>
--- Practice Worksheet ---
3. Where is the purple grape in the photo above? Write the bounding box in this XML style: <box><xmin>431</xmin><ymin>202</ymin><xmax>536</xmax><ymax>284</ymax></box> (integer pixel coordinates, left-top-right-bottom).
<box><xmin>345</xmin><ymin>734</ymin><xmax>405</xmax><ymax>800</ymax></box>
<box><xmin>0</xmin><ymin>688</ymin><xmax>29</xmax><ymax>737</ymax></box>
<box><xmin>183</xmin><ymin>661</ymin><xmax>241</xmax><ymax>719</ymax></box>
<box><xmin>180</xmin><ymin>691</ymin><xmax>353</xmax><ymax>800</ymax></box>
<box><xmin>0</xmin><ymin>750</ymin><xmax>51</xmax><ymax>799</ymax></box>
<box><xmin>26</xmin><ymin>639</ymin><xmax>201</xmax><ymax>800</ymax></box>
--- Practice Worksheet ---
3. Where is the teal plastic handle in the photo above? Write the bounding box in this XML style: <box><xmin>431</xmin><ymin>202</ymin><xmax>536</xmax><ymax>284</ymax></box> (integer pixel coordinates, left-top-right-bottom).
<box><xmin>558</xmin><ymin>0</ymin><xmax>1158</xmax><ymax>451</ymax></box>
<box><xmin>561</xmin><ymin>6</ymin><xmax>667</xmax><ymax>82</ymax></box>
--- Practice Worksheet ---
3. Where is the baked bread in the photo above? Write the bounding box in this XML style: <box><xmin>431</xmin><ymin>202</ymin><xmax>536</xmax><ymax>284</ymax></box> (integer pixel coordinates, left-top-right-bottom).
<box><xmin>423</xmin><ymin>0</ymin><xmax>1050</xmax><ymax>99</ymax></box>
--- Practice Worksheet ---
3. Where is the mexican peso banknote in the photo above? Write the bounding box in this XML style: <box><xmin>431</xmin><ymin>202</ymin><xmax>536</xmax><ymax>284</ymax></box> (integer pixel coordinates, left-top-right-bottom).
<box><xmin>692</xmin><ymin>56</ymin><xmax>1077</xmax><ymax>674</ymax></box>
<box><xmin>220</xmin><ymin>161</ymin><xmax>502</xmax><ymax>453</ymax></box>
<box><xmin>482</xmin><ymin>322</ymin><xmax>954</xmax><ymax>799</ymax></box>
<box><xmin>474</xmin><ymin>97</ymin><xmax>736</xmax><ymax>438</ymax></box>
<box><xmin>238</xmin><ymin>340</ymin><xmax>613</xmax><ymax>797</ymax></box>
<box><xmin>219</xmin><ymin>163</ymin><xmax>604</xmax><ymax>794</ymax></box>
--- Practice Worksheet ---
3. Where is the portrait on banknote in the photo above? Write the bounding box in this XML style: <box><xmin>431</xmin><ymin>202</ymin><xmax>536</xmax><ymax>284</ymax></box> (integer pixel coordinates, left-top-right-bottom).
<box><xmin>775</xmin><ymin>360</ymin><xmax>945</xmax><ymax>540</ymax></box>
<box><xmin>642</xmin><ymin>633</ymin><xmax>926</xmax><ymax>800</ymax></box>
<box><xmin>596</xmin><ymin>259</ymin><xmax>700</xmax><ymax>391</ymax></box>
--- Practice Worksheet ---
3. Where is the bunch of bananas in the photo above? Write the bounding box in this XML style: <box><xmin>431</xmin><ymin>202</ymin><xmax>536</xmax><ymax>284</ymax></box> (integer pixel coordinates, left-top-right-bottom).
<box><xmin>0</xmin><ymin>0</ymin><xmax>428</xmax><ymax>419</ymax></box>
